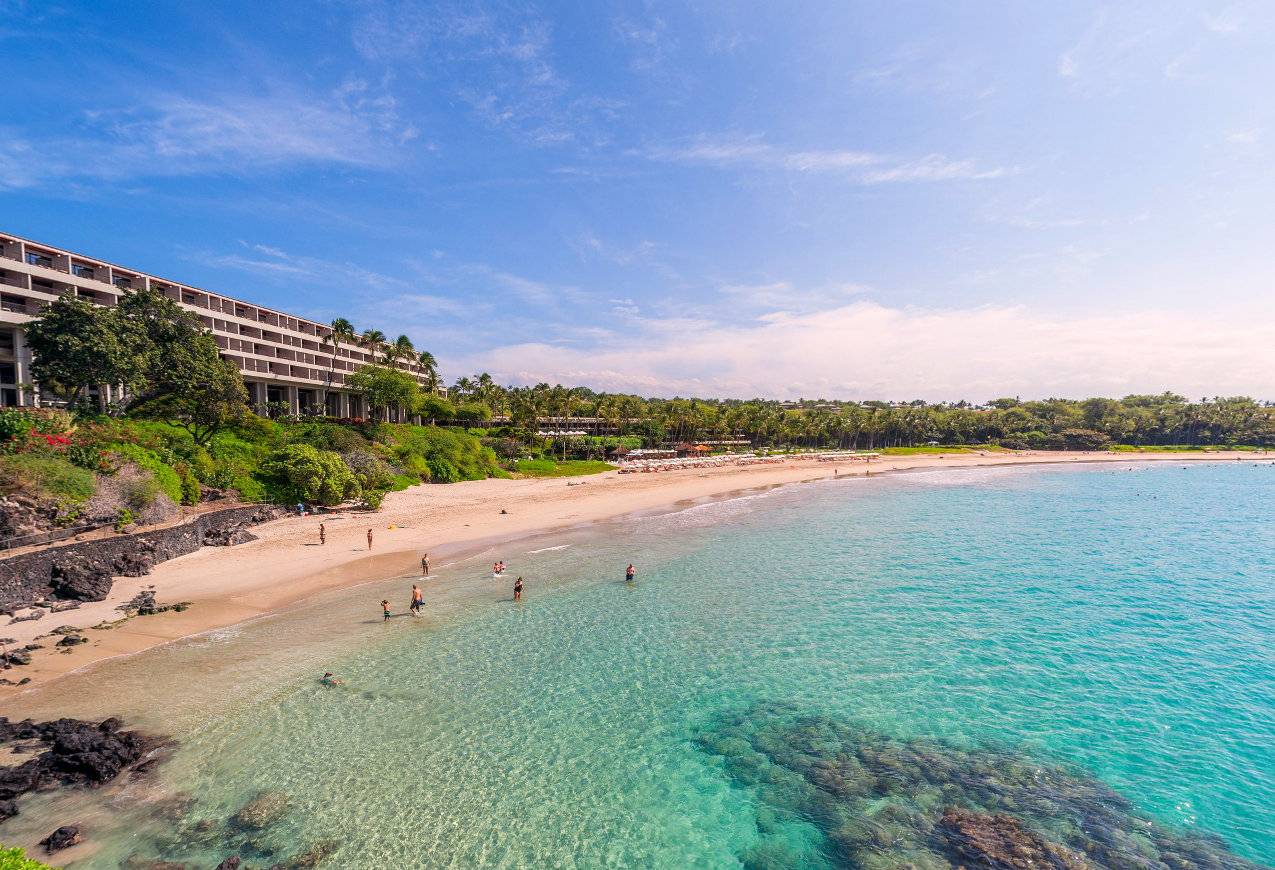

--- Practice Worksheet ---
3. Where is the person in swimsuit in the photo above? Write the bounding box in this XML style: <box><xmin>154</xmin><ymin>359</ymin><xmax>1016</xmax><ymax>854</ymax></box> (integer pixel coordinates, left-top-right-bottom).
<box><xmin>513</xmin><ymin>576</ymin><xmax>523</xmax><ymax>601</ymax></box>
<box><xmin>367</xmin><ymin>529</ymin><xmax>374</xmax><ymax>550</ymax></box>
<box><xmin>625</xmin><ymin>564</ymin><xmax>636</xmax><ymax>582</ymax></box>
<box><xmin>320</xmin><ymin>672</ymin><xmax>344</xmax><ymax>686</ymax></box>
<box><xmin>381</xmin><ymin>599</ymin><xmax>391</xmax><ymax>621</ymax></box>
<box><xmin>421</xmin><ymin>554</ymin><xmax>429</xmax><ymax>576</ymax></box>
<box><xmin>319</xmin><ymin>522</ymin><xmax>326</xmax><ymax>545</ymax></box>
<box><xmin>410</xmin><ymin>584</ymin><xmax>423</xmax><ymax>616</ymax></box>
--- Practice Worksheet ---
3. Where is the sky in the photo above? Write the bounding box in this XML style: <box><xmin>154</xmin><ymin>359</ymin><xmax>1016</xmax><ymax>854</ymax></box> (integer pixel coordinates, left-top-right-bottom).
<box><xmin>2</xmin><ymin>0</ymin><xmax>1273</xmax><ymax>402</ymax></box>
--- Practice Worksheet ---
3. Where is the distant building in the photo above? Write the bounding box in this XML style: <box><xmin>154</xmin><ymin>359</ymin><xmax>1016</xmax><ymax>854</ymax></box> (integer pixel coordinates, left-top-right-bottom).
<box><xmin>0</xmin><ymin>232</ymin><xmax>434</xmax><ymax>415</ymax></box>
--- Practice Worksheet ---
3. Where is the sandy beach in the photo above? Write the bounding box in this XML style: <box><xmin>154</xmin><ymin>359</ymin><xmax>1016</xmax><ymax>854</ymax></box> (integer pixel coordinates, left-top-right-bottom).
<box><xmin>1</xmin><ymin>450</ymin><xmax>1266</xmax><ymax>703</ymax></box>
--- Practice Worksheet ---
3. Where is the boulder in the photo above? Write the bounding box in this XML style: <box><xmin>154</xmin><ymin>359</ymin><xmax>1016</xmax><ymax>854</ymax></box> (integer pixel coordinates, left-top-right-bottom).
<box><xmin>56</xmin><ymin>634</ymin><xmax>87</xmax><ymax>647</ymax></box>
<box><xmin>48</xmin><ymin>558</ymin><xmax>114</xmax><ymax>602</ymax></box>
<box><xmin>40</xmin><ymin>824</ymin><xmax>82</xmax><ymax>852</ymax></box>
<box><xmin>2</xmin><ymin>649</ymin><xmax>31</xmax><ymax>665</ymax></box>
<box><xmin>214</xmin><ymin>858</ymin><xmax>242</xmax><ymax>870</ymax></box>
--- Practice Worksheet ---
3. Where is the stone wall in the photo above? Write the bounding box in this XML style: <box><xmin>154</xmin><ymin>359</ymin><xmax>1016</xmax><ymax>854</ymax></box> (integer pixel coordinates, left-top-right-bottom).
<box><xmin>0</xmin><ymin>505</ymin><xmax>285</xmax><ymax>612</ymax></box>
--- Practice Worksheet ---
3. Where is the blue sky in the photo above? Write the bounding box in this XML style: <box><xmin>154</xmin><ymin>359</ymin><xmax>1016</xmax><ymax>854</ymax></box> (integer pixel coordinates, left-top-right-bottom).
<box><xmin>2</xmin><ymin>1</ymin><xmax>1273</xmax><ymax>400</ymax></box>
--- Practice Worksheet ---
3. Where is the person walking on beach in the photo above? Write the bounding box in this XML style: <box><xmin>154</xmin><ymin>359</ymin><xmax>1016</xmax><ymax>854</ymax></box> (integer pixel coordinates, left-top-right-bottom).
<box><xmin>421</xmin><ymin>554</ymin><xmax>429</xmax><ymax>576</ymax></box>
<box><xmin>319</xmin><ymin>523</ymin><xmax>326</xmax><ymax>546</ymax></box>
<box><xmin>410</xmin><ymin>584</ymin><xmax>423</xmax><ymax>616</ymax></box>
<box><xmin>513</xmin><ymin>576</ymin><xmax>523</xmax><ymax>601</ymax></box>
<box><xmin>367</xmin><ymin>528</ymin><xmax>374</xmax><ymax>551</ymax></box>
<box><xmin>625</xmin><ymin>564</ymin><xmax>636</xmax><ymax>583</ymax></box>
<box><xmin>381</xmin><ymin>599</ymin><xmax>391</xmax><ymax>621</ymax></box>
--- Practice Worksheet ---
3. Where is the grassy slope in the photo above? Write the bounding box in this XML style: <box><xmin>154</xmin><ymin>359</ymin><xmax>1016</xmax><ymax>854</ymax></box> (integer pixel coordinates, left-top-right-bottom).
<box><xmin>512</xmin><ymin>459</ymin><xmax>615</xmax><ymax>477</ymax></box>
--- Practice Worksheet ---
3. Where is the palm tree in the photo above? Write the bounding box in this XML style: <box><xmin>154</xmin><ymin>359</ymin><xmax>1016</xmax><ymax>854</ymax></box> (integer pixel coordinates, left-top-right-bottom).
<box><xmin>359</xmin><ymin>328</ymin><xmax>386</xmax><ymax>359</ymax></box>
<box><xmin>322</xmin><ymin>317</ymin><xmax>356</xmax><ymax>415</ymax></box>
<box><xmin>417</xmin><ymin>351</ymin><xmax>439</xmax><ymax>392</ymax></box>
<box><xmin>389</xmin><ymin>334</ymin><xmax>415</xmax><ymax>368</ymax></box>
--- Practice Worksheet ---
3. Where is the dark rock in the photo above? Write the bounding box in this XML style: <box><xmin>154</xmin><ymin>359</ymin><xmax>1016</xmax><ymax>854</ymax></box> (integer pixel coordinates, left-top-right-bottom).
<box><xmin>0</xmin><ymin>715</ymin><xmax>156</xmax><ymax>821</ymax></box>
<box><xmin>49</xmin><ymin>624</ymin><xmax>81</xmax><ymax>634</ymax></box>
<box><xmin>0</xmin><ymin>505</ymin><xmax>284</xmax><ymax>612</ymax></box>
<box><xmin>56</xmin><ymin>634</ymin><xmax>87</xmax><ymax>647</ymax></box>
<box><xmin>48</xmin><ymin>557</ymin><xmax>117</xmax><ymax>601</ymax></box>
<box><xmin>2</xmin><ymin>649</ymin><xmax>31</xmax><ymax>665</ymax></box>
<box><xmin>40</xmin><ymin>824</ymin><xmax>82</xmax><ymax>852</ymax></box>
<box><xmin>7</xmin><ymin>610</ymin><xmax>43</xmax><ymax>624</ymax></box>
<box><xmin>215</xmin><ymin>858</ymin><xmax>242</xmax><ymax>870</ymax></box>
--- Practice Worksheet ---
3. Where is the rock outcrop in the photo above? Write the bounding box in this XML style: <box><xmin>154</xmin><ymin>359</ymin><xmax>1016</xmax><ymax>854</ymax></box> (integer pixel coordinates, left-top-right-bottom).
<box><xmin>0</xmin><ymin>716</ymin><xmax>157</xmax><ymax>822</ymax></box>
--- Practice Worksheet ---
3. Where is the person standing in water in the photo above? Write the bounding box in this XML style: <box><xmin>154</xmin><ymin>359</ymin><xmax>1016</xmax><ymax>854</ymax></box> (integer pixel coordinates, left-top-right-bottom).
<box><xmin>319</xmin><ymin>523</ymin><xmax>326</xmax><ymax>545</ymax></box>
<box><xmin>513</xmin><ymin>576</ymin><xmax>523</xmax><ymax>601</ymax></box>
<box><xmin>410</xmin><ymin>584</ymin><xmax>423</xmax><ymax>616</ymax></box>
<box><xmin>381</xmin><ymin>599</ymin><xmax>391</xmax><ymax>621</ymax></box>
<box><xmin>367</xmin><ymin>528</ymin><xmax>374</xmax><ymax>550</ymax></box>
<box><xmin>625</xmin><ymin>564</ymin><xmax>636</xmax><ymax>582</ymax></box>
<box><xmin>421</xmin><ymin>554</ymin><xmax>429</xmax><ymax>576</ymax></box>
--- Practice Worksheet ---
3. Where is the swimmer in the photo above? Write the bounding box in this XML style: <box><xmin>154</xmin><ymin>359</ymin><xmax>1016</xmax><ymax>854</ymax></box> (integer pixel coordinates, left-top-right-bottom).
<box><xmin>320</xmin><ymin>672</ymin><xmax>345</xmax><ymax>686</ymax></box>
<box><xmin>514</xmin><ymin>576</ymin><xmax>523</xmax><ymax>601</ymax></box>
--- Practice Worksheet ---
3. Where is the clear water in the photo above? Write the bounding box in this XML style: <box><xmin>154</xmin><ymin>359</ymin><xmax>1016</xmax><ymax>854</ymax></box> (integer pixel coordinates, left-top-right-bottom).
<box><xmin>6</xmin><ymin>462</ymin><xmax>1274</xmax><ymax>868</ymax></box>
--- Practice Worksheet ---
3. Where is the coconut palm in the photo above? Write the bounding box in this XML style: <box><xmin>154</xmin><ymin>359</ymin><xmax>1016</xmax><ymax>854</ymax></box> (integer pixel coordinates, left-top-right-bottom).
<box><xmin>417</xmin><ymin>351</ymin><xmax>439</xmax><ymax>392</ymax></box>
<box><xmin>389</xmin><ymin>334</ymin><xmax>415</xmax><ymax>367</ymax></box>
<box><xmin>321</xmin><ymin>317</ymin><xmax>357</xmax><ymax>415</ymax></box>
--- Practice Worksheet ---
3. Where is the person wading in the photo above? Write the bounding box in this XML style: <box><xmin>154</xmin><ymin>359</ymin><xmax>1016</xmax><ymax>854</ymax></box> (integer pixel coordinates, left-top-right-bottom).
<box><xmin>513</xmin><ymin>576</ymin><xmax>523</xmax><ymax>602</ymax></box>
<box><xmin>410</xmin><ymin>584</ymin><xmax>424</xmax><ymax>616</ymax></box>
<box><xmin>421</xmin><ymin>554</ymin><xmax>430</xmax><ymax>576</ymax></box>
<box><xmin>625</xmin><ymin>564</ymin><xmax>636</xmax><ymax>583</ymax></box>
<box><xmin>367</xmin><ymin>528</ymin><xmax>374</xmax><ymax>551</ymax></box>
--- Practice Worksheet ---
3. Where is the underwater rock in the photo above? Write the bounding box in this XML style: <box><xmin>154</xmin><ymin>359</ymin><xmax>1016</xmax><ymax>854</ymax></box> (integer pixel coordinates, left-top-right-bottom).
<box><xmin>280</xmin><ymin>839</ymin><xmax>339</xmax><ymax>868</ymax></box>
<box><xmin>938</xmin><ymin>808</ymin><xmax>1095</xmax><ymax>869</ymax></box>
<box><xmin>39</xmin><ymin>824</ymin><xmax>82</xmax><ymax>852</ymax></box>
<box><xmin>214</xmin><ymin>858</ymin><xmax>242</xmax><ymax>870</ymax></box>
<box><xmin>232</xmin><ymin>790</ymin><xmax>290</xmax><ymax>829</ymax></box>
<box><xmin>698</xmin><ymin>704</ymin><xmax>1268</xmax><ymax>870</ymax></box>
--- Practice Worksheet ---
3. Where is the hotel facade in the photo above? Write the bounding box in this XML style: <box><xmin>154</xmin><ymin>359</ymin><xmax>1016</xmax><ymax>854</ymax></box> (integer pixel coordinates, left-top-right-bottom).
<box><xmin>0</xmin><ymin>231</ymin><xmax>435</xmax><ymax>416</ymax></box>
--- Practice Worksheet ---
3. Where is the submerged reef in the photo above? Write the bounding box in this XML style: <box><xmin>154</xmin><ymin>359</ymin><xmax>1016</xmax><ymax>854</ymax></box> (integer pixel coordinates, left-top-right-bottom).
<box><xmin>697</xmin><ymin>702</ymin><xmax>1267</xmax><ymax>870</ymax></box>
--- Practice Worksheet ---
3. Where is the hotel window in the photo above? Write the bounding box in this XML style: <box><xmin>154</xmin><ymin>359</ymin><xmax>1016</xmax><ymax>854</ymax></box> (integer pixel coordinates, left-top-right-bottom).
<box><xmin>113</xmin><ymin>276</ymin><xmax>133</xmax><ymax>289</ymax></box>
<box><xmin>71</xmin><ymin>264</ymin><xmax>96</xmax><ymax>279</ymax></box>
<box><xmin>25</xmin><ymin>252</ymin><xmax>53</xmax><ymax>268</ymax></box>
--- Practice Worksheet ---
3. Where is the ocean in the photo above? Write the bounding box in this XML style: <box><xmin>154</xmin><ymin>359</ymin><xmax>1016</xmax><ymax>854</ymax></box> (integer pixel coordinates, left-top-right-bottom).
<box><xmin>6</xmin><ymin>461</ymin><xmax>1274</xmax><ymax>868</ymax></box>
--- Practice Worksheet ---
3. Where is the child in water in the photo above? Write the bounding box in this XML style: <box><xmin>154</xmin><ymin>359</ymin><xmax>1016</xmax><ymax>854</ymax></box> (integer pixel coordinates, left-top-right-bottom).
<box><xmin>381</xmin><ymin>599</ymin><xmax>391</xmax><ymax>621</ymax></box>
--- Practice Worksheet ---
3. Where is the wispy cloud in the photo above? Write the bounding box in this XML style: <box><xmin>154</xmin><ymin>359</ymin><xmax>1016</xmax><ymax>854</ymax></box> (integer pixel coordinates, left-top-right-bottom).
<box><xmin>0</xmin><ymin>81</ymin><xmax>416</xmax><ymax>189</ymax></box>
<box><xmin>645</xmin><ymin>134</ymin><xmax>1012</xmax><ymax>184</ymax></box>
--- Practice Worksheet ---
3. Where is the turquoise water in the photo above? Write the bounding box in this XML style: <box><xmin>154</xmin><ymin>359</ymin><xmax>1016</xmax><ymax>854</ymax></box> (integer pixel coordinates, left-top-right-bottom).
<box><xmin>9</xmin><ymin>462</ymin><xmax>1275</xmax><ymax>867</ymax></box>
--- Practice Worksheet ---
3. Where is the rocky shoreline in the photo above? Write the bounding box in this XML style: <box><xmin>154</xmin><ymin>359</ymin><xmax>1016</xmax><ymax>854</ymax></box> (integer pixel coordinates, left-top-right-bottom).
<box><xmin>0</xmin><ymin>505</ymin><xmax>284</xmax><ymax>615</ymax></box>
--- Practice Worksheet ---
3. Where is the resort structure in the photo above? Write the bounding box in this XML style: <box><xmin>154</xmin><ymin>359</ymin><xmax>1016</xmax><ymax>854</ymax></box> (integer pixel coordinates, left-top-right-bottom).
<box><xmin>0</xmin><ymin>231</ymin><xmax>434</xmax><ymax>415</ymax></box>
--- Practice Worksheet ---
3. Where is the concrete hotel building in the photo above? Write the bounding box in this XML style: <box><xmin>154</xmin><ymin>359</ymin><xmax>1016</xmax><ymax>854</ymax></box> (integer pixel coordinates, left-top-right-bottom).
<box><xmin>0</xmin><ymin>232</ymin><xmax>434</xmax><ymax>416</ymax></box>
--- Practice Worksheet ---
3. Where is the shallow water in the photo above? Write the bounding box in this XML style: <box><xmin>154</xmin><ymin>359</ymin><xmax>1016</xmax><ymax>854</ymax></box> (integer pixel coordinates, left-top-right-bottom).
<box><xmin>5</xmin><ymin>462</ymin><xmax>1274</xmax><ymax>868</ymax></box>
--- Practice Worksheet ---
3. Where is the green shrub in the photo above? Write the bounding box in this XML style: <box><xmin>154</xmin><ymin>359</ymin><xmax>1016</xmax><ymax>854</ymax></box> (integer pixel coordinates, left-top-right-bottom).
<box><xmin>0</xmin><ymin>845</ymin><xmax>55</xmax><ymax>870</ymax></box>
<box><xmin>260</xmin><ymin>444</ymin><xmax>360</xmax><ymax>505</ymax></box>
<box><xmin>106</xmin><ymin>443</ymin><xmax>183</xmax><ymax>504</ymax></box>
<box><xmin>0</xmin><ymin>454</ymin><xmax>96</xmax><ymax>503</ymax></box>
<box><xmin>425</xmin><ymin>456</ymin><xmax>460</xmax><ymax>483</ymax></box>
<box><xmin>115</xmin><ymin>508</ymin><xmax>135</xmax><ymax>532</ymax></box>
<box><xmin>175</xmin><ymin>463</ymin><xmax>202</xmax><ymax>505</ymax></box>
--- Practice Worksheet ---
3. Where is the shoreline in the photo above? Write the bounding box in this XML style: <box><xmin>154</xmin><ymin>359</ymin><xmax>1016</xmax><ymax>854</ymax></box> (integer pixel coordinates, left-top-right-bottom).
<box><xmin>1</xmin><ymin>449</ymin><xmax>1268</xmax><ymax>708</ymax></box>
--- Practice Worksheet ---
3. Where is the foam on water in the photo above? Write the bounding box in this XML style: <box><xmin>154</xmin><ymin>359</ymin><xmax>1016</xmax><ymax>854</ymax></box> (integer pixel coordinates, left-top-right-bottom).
<box><xmin>4</xmin><ymin>462</ymin><xmax>1272</xmax><ymax>868</ymax></box>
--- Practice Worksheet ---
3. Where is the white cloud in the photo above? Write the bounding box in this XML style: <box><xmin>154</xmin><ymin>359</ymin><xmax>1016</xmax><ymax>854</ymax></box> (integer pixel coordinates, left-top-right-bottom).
<box><xmin>455</xmin><ymin>300</ymin><xmax>1275</xmax><ymax>401</ymax></box>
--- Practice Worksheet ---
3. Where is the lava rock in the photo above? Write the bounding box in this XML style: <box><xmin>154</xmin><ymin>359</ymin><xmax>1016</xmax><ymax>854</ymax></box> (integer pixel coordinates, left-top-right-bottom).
<box><xmin>214</xmin><ymin>858</ymin><xmax>242</xmax><ymax>870</ymax></box>
<box><xmin>2</xmin><ymin>649</ymin><xmax>31</xmax><ymax>665</ymax></box>
<box><xmin>56</xmin><ymin>634</ymin><xmax>87</xmax><ymax>647</ymax></box>
<box><xmin>40</xmin><ymin>824</ymin><xmax>82</xmax><ymax>852</ymax></box>
<box><xmin>0</xmin><ymin>715</ymin><xmax>155</xmax><ymax>821</ymax></box>
<box><xmin>48</xmin><ymin>557</ymin><xmax>115</xmax><ymax>601</ymax></box>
